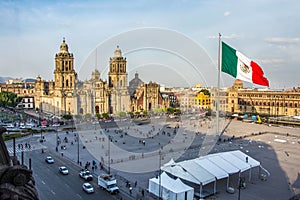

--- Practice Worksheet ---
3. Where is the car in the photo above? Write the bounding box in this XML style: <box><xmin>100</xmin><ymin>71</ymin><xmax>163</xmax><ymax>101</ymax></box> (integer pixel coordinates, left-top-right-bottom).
<box><xmin>45</xmin><ymin>156</ymin><xmax>54</xmax><ymax>164</ymax></box>
<box><xmin>79</xmin><ymin>169</ymin><xmax>93</xmax><ymax>181</ymax></box>
<box><xmin>59</xmin><ymin>166</ymin><xmax>69</xmax><ymax>175</ymax></box>
<box><xmin>82</xmin><ymin>182</ymin><xmax>94</xmax><ymax>193</ymax></box>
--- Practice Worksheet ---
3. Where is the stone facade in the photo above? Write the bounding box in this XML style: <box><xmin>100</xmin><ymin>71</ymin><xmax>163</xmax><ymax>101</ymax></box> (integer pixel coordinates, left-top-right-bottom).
<box><xmin>32</xmin><ymin>39</ymin><xmax>167</xmax><ymax>116</ymax></box>
<box><xmin>131</xmin><ymin>81</ymin><xmax>166</xmax><ymax>112</ymax></box>
<box><xmin>210</xmin><ymin>80</ymin><xmax>300</xmax><ymax>117</ymax></box>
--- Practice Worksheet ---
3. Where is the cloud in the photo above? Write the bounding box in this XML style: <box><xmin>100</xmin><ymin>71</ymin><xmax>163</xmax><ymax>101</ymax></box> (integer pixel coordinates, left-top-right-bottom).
<box><xmin>259</xmin><ymin>58</ymin><xmax>284</xmax><ymax>65</ymax></box>
<box><xmin>224</xmin><ymin>11</ymin><xmax>230</xmax><ymax>16</ymax></box>
<box><xmin>265</xmin><ymin>37</ymin><xmax>300</xmax><ymax>44</ymax></box>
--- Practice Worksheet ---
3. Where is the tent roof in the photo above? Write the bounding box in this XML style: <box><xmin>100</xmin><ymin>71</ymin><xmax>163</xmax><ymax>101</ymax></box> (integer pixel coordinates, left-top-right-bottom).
<box><xmin>230</xmin><ymin>150</ymin><xmax>260</xmax><ymax>168</ymax></box>
<box><xmin>194</xmin><ymin>157</ymin><xmax>228</xmax><ymax>180</ymax></box>
<box><xmin>179</xmin><ymin>160</ymin><xmax>215</xmax><ymax>185</ymax></box>
<box><xmin>162</xmin><ymin>164</ymin><xmax>200</xmax><ymax>184</ymax></box>
<box><xmin>162</xmin><ymin>150</ymin><xmax>260</xmax><ymax>186</ymax></box>
<box><xmin>149</xmin><ymin>172</ymin><xmax>193</xmax><ymax>193</ymax></box>
<box><xmin>162</xmin><ymin>158</ymin><xmax>176</xmax><ymax>168</ymax></box>
<box><xmin>207</xmin><ymin>155</ymin><xmax>240</xmax><ymax>174</ymax></box>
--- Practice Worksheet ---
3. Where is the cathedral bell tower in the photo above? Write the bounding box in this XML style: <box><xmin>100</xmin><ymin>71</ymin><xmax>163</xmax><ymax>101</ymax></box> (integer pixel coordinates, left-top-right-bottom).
<box><xmin>53</xmin><ymin>38</ymin><xmax>77</xmax><ymax>115</ymax></box>
<box><xmin>108</xmin><ymin>46</ymin><xmax>130</xmax><ymax>114</ymax></box>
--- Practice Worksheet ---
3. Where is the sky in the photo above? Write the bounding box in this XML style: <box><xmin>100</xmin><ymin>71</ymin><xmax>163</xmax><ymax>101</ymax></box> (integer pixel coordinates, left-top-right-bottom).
<box><xmin>0</xmin><ymin>0</ymin><xmax>299</xmax><ymax>89</ymax></box>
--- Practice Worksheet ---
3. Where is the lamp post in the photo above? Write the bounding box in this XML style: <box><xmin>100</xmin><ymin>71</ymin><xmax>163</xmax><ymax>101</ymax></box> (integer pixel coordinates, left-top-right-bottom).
<box><xmin>77</xmin><ymin>130</ymin><xmax>80</xmax><ymax>164</ymax></box>
<box><xmin>108</xmin><ymin>135</ymin><xmax>111</xmax><ymax>174</ymax></box>
<box><xmin>56</xmin><ymin>126</ymin><xmax>58</xmax><ymax>152</ymax></box>
<box><xmin>158</xmin><ymin>150</ymin><xmax>162</xmax><ymax>200</ymax></box>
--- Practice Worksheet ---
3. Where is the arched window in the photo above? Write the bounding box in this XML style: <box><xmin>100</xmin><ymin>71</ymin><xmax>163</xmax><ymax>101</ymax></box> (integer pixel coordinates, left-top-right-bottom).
<box><xmin>66</xmin><ymin>79</ymin><xmax>69</xmax><ymax>87</ymax></box>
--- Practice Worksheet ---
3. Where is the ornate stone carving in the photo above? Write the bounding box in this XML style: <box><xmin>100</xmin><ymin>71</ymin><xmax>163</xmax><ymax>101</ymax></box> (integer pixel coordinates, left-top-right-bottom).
<box><xmin>0</xmin><ymin>126</ymin><xmax>39</xmax><ymax>200</ymax></box>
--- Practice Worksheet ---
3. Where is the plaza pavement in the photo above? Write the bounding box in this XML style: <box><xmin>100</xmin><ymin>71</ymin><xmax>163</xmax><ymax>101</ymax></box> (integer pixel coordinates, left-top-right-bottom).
<box><xmin>13</xmin><ymin>117</ymin><xmax>300</xmax><ymax>200</ymax></box>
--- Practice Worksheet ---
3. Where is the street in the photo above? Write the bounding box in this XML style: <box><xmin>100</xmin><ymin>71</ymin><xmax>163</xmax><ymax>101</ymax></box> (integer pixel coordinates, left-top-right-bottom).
<box><xmin>5</xmin><ymin>135</ymin><xmax>118</xmax><ymax>200</ymax></box>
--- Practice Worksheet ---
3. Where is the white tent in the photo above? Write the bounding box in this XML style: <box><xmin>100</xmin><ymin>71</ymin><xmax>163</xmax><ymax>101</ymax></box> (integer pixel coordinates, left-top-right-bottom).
<box><xmin>149</xmin><ymin>172</ymin><xmax>194</xmax><ymax>200</ymax></box>
<box><xmin>161</xmin><ymin>150</ymin><xmax>266</xmax><ymax>198</ymax></box>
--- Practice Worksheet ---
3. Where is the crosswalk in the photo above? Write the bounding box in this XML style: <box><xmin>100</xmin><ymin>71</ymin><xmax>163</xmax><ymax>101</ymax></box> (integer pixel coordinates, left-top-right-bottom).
<box><xmin>6</xmin><ymin>145</ymin><xmax>44</xmax><ymax>155</ymax></box>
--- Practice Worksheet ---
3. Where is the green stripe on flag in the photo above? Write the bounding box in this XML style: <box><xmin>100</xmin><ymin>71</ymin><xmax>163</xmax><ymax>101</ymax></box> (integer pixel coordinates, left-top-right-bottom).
<box><xmin>222</xmin><ymin>42</ymin><xmax>238</xmax><ymax>78</ymax></box>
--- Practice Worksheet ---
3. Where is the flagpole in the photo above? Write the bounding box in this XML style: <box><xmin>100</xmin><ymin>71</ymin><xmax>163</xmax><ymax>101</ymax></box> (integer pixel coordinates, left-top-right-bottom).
<box><xmin>217</xmin><ymin>33</ymin><xmax>221</xmax><ymax>136</ymax></box>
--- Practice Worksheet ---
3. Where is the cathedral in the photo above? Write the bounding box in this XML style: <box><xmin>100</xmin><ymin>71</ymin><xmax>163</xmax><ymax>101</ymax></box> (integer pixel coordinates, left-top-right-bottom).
<box><xmin>34</xmin><ymin>39</ymin><xmax>168</xmax><ymax>116</ymax></box>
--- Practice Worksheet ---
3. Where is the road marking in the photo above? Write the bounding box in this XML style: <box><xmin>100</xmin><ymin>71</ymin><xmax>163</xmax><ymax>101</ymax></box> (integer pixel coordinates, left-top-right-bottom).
<box><xmin>64</xmin><ymin>183</ymin><xmax>70</xmax><ymax>188</ymax></box>
<box><xmin>42</xmin><ymin>181</ymin><xmax>46</xmax><ymax>185</ymax></box>
<box><xmin>76</xmin><ymin>194</ymin><xmax>82</xmax><ymax>199</ymax></box>
<box><xmin>51</xmin><ymin>190</ymin><xmax>56</xmax><ymax>195</ymax></box>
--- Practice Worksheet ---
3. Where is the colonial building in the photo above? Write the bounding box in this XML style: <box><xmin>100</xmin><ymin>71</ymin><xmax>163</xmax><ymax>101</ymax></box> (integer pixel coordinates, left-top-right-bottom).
<box><xmin>33</xmin><ymin>39</ymin><xmax>167</xmax><ymax>116</ymax></box>
<box><xmin>210</xmin><ymin>79</ymin><xmax>300</xmax><ymax>117</ymax></box>
<box><xmin>194</xmin><ymin>91</ymin><xmax>211</xmax><ymax>109</ymax></box>
<box><xmin>131</xmin><ymin>81</ymin><xmax>167</xmax><ymax>112</ymax></box>
<box><xmin>0</xmin><ymin>79</ymin><xmax>35</xmax><ymax>97</ymax></box>
<box><xmin>35</xmin><ymin>38</ymin><xmax>77</xmax><ymax>116</ymax></box>
<box><xmin>108</xmin><ymin>46</ymin><xmax>131</xmax><ymax>114</ymax></box>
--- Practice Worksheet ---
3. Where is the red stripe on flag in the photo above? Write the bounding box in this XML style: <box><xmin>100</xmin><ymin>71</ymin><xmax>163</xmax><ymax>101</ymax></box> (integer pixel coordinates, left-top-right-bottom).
<box><xmin>250</xmin><ymin>61</ymin><xmax>269</xmax><ymax>87</ymax></box>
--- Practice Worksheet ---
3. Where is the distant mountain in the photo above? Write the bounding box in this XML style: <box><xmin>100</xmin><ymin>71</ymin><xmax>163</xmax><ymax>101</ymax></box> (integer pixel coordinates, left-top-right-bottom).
<box><xmin>24</xmin><ymin>78</ymin><xmax>36</xmax><ymax>83</ymax></box>
<box><xmin>0</xmin><ymin>77</ymin><xmax>13</xmax><ymax>84</ymax></box>
<box><xmin>0</xmin><ymin>77</ymin><xmax>36</xmax><ymax>84</ymax></box>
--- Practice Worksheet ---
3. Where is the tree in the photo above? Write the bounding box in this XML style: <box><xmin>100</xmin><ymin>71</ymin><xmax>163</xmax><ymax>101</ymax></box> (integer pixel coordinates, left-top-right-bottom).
<box><xmin>102</xmin><ymin>113</ymin><xmax>109</xmax><ymax>119</ymax></box>
<box><xmin>118</xmin><ymin>111</ymin><xmax>126</xmax><ymax>117</ymax></box>
<box><xmin>128</xmin><ymin>112</ymin><xmax>133</xmax><ymax>118</ymax></box>
<box><xmin>0</xmin><ymin>91</ymin><xmax>21</xmax><ymax>108</ymax></box>
<box><xmin>62</xmin><ymin>114</ymin><xmax>72</xmax><ymax>120</ymax></box>
<box><xmin>199</xmin><ymin>89</ymin><xmax>210</xmax><ymax>96</ymax></box>
<box><xmin>167</xmin><ymin>107</ymin><xmax>175</xmax><ymax>114</ymax></box>
<box><xmin>95</xmin><ymin>113</ymin><xmax>101</xmax><ymax>119</ymax></box>
<box><xmin>143</xmin><ymin>110</ymin><xmax>148</xmax><ymax>115</ymax></box>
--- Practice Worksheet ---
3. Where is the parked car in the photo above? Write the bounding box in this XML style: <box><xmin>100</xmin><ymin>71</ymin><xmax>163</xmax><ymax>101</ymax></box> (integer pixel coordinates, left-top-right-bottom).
<box><xmin>79</xmin><ymin>169</ymin><xmax>93</xmax><ymax>181</ymax></box>
<box><xmin>82</xmin><ymin>182</ymin><xmax>94</xmax><ymax>193</ymax></box>
<box><xmin>45</xmin><ymin>156</ymin><xmax>54</xmax><ymax>164</ymax></box>
<box><xmin>59</xmin><ymin>166</ymin><xmax>69</xmax><ymax>175</ymax></box>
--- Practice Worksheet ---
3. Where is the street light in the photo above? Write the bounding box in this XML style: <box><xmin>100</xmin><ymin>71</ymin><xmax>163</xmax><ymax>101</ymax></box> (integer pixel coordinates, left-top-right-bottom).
<box><xmin>158</xmin><ymin>150</ymin><xmax>162</xmax><ymax>200</ymax></box>
<box><xmin>108</xmin><ymin>135</ymin><xmax>111</xmax><ymax>174</ymax></box>
<box><xmin>77</xmin><ymin>130</ymin><xmax>80</xmax><ymax>164</ymax></box>
<box><xmin>56</xmin><ymin>126</ymin><xmax>59</xmax><ymax>152</ymax></box>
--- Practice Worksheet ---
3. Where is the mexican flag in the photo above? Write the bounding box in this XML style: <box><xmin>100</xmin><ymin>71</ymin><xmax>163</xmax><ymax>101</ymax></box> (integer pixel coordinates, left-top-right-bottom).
<box><xmin>221</xmin><ymin>42</ymin><xmax>269</xmax><ymax>87</ymax></box>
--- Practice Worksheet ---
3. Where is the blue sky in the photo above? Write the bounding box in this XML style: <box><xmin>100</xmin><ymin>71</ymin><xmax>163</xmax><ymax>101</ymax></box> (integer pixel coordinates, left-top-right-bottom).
<box><xmin>0</xmin><ymin>0</ymin><xmax>299</xmax><ymax>88</ymax></box>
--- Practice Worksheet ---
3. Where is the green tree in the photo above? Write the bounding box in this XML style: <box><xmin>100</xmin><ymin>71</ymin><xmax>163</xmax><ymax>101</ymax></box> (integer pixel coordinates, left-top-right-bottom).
<box><xmin>128</xmin><ymin>112</ymin><xmax>133</xmax><ymax>118</ymax></box>
<box><xmin>102</xmin><ymin>112</ymin><xmax>109</xmax><ymax>119</ymax></box>
<box><xmin>167</xmin><ymin>107</ymin><xmax>175</xmax><ymax>114</ymax></box>
<box><xmin>199</xmin><ymin>89</ymin><xmax>210</xmax><ymax>96</ymax></box>
<box><xmin>0</xmin><ymin>91</ymin><xmax>21</xmax><ymax>108</ymax></box>
<box><xmin>62</xmin><ymin>114</ymin><xmax>72</xmax><ymax>120</ymax></box>
<box><xmin>118</xmin><ymin>111</ymin><xmax>126</xmax><ymax>117</ymax></box>
<box><xmin>143</xmin><ymin>110</ymin><xmax>148</xmax><ymax>115</ymax></box>
<box><xmin>95</xmin><ymin>113</ymin><xmax>101</xmax><ymax>119</ymax></box>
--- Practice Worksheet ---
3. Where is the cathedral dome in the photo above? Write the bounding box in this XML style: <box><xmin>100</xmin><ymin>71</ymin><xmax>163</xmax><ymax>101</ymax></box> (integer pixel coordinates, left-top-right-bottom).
<box><xmin>113</xmin><ymin>45</ymin><xmax>122</xmax><ymax>58</ymax></box>
<box><xmin>233</xmin><ymin>79</ymin><xmax>243</xmax><ymax>89</ymax></box>
<box><xmin>59</xmin><ymin>38</ymin><xmax>69</xmax><ymax>53</ymax></box>
<box><xmin>234</xmin><ymin>79</ymin><xmax>243</xmax><ymax>84</ymax></box>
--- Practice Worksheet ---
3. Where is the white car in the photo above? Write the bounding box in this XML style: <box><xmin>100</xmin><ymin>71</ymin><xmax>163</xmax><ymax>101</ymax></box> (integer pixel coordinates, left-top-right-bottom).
<box><xmin>79</xmin><ymin>169</ymin><xmax>93</xmax><ymax>181</ymax></box>
<box><xmin>45</xmin><ymin>156</ymin><xmax>54</xmax><ymax>164</ymax></box>
<box><xmin>59</xmin><ymin>166</ymin><xmax>69</xmax><ymax>175</ymax></box>
<box><xmin>82</xmin><ymin>182</ymin><xmax>94</xmax><ymax>193</ymax></box>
